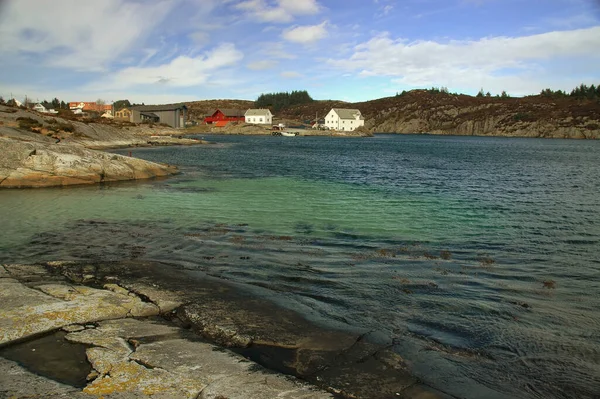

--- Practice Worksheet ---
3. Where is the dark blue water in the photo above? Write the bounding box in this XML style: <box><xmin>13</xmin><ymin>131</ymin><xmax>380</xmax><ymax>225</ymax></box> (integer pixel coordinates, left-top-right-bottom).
<box><xmin>1</xmin><ymin>134</ymin><xmax>599</xmax><ymax>398</ymax></box>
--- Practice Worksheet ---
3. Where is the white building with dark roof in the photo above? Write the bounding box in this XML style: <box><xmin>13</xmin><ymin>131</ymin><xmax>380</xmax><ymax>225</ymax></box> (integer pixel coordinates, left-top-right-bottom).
<box><xmin>324</xmin><ymin>108</ymin><xmax>365</xmax><ymax>132</ymax></box>
<box><xmin>244</xmin><ymin>109</ymin><xmax>273</xmax><ymax>125</ymax></box>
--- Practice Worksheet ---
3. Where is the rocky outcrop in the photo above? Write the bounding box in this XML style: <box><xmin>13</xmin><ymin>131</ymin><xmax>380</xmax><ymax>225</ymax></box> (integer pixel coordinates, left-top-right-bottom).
<box><xmin>0</xmin><ymin>263</ymin><xmax>332</xmax><ymax>399</ymax></box>
<box><xmin>365</xmin><ymin>100</ymin><xmax>600</xmax><ymax>138</ymax></box>
<box><xmin>36</xmin><ymin>260</ymin><xmax>453</xmax><ymax>399</ymax></box>
<box><xmin>0</xmin><ymin>135</ymin><xmax>177</xmax><ymax>188</ymax></box>
<box><xmin>275</xmin><ymin>91</ymin><xmax>600</xmax><ymax>139</ymax></box>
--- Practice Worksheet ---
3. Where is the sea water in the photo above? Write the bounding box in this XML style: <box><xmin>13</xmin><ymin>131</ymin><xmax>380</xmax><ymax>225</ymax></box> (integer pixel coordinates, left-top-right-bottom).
<box><xmin>1</xmin><ymin>134</ymin><xmax>599</xmax><ymax>398</ymax></box>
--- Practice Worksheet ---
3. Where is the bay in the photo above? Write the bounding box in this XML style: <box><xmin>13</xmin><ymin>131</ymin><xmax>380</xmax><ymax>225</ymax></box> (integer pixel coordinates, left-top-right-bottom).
<box><xmin>1</xmin><ymin>134</ymin><xmax>599</xmax><ymax>398</ymax></box>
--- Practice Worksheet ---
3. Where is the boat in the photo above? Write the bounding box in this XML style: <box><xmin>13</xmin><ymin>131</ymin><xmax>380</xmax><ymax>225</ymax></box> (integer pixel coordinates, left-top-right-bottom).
<box><xmin>280</xmin><ymin>131</ymin><xmax>298</xmax><ymax>137</ymax></box>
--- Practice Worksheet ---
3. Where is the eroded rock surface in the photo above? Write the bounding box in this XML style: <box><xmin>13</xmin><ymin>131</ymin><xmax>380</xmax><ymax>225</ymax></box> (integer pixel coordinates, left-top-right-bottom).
<box><xmin>0</xmin><ymin>264</ymin><xmax>333</xmax><ymax>398</ymax></box>
<box><xmin>41</xmin><ymin>260</ymin><xmax>454</xmax><ymax>399</ymax></box>
<box><xmin>0</xmin><ymin>135</ymin><xmax>177</xmax><ymax>188</ymax></box>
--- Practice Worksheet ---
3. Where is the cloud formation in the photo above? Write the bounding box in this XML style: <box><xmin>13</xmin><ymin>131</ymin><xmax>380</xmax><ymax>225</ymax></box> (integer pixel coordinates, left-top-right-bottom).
<box><xmin>247</xmin><ymin>60</ymin><xmax>277</xmax><ymax>70</ymax></box>
<box><xmin>0</xmin><ymin>0</ymin><xmax>174</xmax><ymax>71</ymax></box>
<box><xmin>282</xmin><ymin>21</ymin><xmax>328</xmax><ymax>43</ymax></box>
<box><xmin>328</xmin><ymin>27</ymin><xmax>600</xmax><ymax>94</ymax></box>
<box><xmin>233</xmin><ymin>0</ymin><xmax>321</xmax><ymax>23</ymax></box>
<box><xmin>90</xmin><ymin>43</ymin><xmax>244</xmax><ymax>89</ymax></box>
<box><xmin>280</xmin><ymin>71</ymin><xmax>303</xmax><ymax>78</ymax></box>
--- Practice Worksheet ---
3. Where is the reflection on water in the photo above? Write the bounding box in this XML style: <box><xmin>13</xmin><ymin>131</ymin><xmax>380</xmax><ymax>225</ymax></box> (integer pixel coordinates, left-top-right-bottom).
<box><xmin>1</xmin><ymin>134</ymin><xmax>599</xmax><ymax>399</ymax></box>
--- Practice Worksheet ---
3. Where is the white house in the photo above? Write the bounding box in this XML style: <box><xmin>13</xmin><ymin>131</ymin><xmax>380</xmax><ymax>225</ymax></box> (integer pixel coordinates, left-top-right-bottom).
<box><xmin>324</xmin><ymin>108</ymin><xmax>365</xmax><ymax>132</ymax></box>
<box><xmin>33</xmin><ymin>103</ymin><xmax>48</xmax><ymax>113</ymax></box>
<box><xmin>245</xmin><ymin>109</ymin><xmax>273</xmax><ymax>125</ymax></box>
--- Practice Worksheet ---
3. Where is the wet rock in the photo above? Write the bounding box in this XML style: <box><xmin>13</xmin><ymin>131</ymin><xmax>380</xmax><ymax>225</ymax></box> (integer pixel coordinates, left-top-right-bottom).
<box><xmin>398</xmin><ymin>383</ymin><xmax>457</xmax><ymax>399</ymax></box>
<box><xmin>0</xmin><ymin>357</ymin><xmax>90</xmax><ymax>398</ymax></box>
<box><xmin>62</xmin><ymin>324</ymin><xmax>85</xmax><ymax>333</ymax></box>
<box><xmin>177</xmin><ymin>303</ymin><xmax>254</xmax><ymax>348</ymax></box>
<box><xmin>119</xmin><ymin>282</ymin><xmax>183</xmax><ymax>314</ymax></box>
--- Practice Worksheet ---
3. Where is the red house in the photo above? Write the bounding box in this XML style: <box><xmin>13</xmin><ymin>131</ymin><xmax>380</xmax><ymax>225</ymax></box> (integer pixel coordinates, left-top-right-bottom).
<box><xmin>204</xmin><ymin>109</ymin><xmax>245</xmax><ymax>124</ymax></box>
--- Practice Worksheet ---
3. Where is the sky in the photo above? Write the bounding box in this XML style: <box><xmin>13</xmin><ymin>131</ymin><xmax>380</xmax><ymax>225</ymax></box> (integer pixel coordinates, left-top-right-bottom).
<box><xmin>0</xmin><ymin>0</ymin><xmax>599</xmax><ymax>104</ymax></box>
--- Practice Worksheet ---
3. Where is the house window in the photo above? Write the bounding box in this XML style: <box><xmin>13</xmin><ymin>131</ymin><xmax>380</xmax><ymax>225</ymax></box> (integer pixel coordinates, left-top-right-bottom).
<box><xmin>259</xmin><ymin>118</ymin><xmax>263</xmax><ymax>122</ymax></box>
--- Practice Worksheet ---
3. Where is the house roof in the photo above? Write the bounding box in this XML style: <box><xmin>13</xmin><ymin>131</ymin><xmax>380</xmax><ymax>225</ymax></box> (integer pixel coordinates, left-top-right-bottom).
<box><xmin>214</xmin><ymin>108</ymin><xmax>244</xmax><ymax>117</ymax></box>
<box><xmin>140</xmin><ymin>112</ymin><xmax>159</xmax><ymax>118</ymax></box>
<box><xmin>245</xmin><ymin>109</ymin><xmax>272</xmax><ymax>117</ymax></box>
<box><xmin>132</xmin><ymin>103</ymin><xmax>187</xmax><ymax>112</ymax></box>
<box><xmin>332</xmin><ymin>108</ymin><xmax>364</xmax><ymax>120</ymax></box>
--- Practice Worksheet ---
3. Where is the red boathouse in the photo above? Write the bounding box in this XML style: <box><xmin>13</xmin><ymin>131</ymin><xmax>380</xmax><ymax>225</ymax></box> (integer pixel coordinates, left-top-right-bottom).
<box><xmin>204</xmin><ymin>109</ymin><xmax>245</xmax><ymax>124</ymax></box>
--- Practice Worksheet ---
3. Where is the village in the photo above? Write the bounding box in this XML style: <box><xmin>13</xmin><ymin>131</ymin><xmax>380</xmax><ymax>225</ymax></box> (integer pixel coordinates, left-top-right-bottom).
<box><xmin>3</xmin><ymin>97</ymin><xmax>367</xmax><ymax>136</ymax></box>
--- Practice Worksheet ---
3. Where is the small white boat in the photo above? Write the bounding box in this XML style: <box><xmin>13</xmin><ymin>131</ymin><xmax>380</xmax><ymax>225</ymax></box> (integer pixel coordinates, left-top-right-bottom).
<box><xmin>280</xmin><ymin>131</ymin><xmax>298</xmax><ymax>137</ymax></box>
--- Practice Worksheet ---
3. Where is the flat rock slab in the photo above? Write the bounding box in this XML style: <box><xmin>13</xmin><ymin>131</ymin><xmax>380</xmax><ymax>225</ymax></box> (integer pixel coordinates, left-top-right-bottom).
<box><xmin>63</xmin><ymin>318</ymin><xmax>332</xmax><ymax>398</ymax></box>
<box><xmin>0</xmin><ymin>280</ymin><xmax>159</xmax><ymax>345</ymax></box>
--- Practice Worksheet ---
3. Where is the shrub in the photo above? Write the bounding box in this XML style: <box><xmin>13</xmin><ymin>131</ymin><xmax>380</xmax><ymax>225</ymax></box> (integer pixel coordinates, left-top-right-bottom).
<box><xmin>17</xmin><ymin>117</ymin><xmax>42</xmax><ymax>129</ymax></box>
<box><xmin>585</xmin><ymin>123</ymin><xmax>599</xmax><ymax>130</ymax></box>
<box><xmin>56</xmin><ymin>122</ymin><xmax>75</xmax><ymax>132</ymax></box>
<box><xmin>512</xmin><ymin>112</ymin><xmax>536</xmax><ymax>122</ymax></box>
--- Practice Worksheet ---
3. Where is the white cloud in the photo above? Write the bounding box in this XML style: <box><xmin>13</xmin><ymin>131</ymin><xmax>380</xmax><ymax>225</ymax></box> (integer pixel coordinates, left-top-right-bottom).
<box><xmin>282</xmin><ymin>21</ymin><xmax>328</xmax><ymax>44</ymax></box>
<box><xmin>280</xmin><ymin>71</ymin><xmax>303</xmax><ymax>78</ymax></box>
<box><xmin>233</xmin><ymin>0</ymin><xmax>321</xmax><ymax>23</ymax></box>
<box><xmin>247</xmin><ymin>60</ymin><xmax>278</xmax><ymax>70</ymax></box>
<box><xmin>88</xmin><ymin>43</ymin><xmax>244</xmax><ymax>89</ymax></box>
<box><xmin>260</xmin><ymin>42</ymin><xmax>297</xmax><ymax>59</ymax></box>
<box><xmin>0</xmin><ymin>82</ymin><xmax>198</xmax><ymax>105</ymax></box>
<box><xmin>0</xmin><ymin>0</ymin><xmax>175</xmax><ymax>72</ymax></box>
<box><xmin>189</xmin><ymin>31</ymin><xmax>210</xmax><ymax>47</ymax></box>
<box><xmin>377</xmin><ymin>5</ymin><xmax>394</xmax><ymax>16</ymax></box>
<box><xmin>328</xmin><ymin>27</ymin><xmax>600</xmax><ymax>94</ymax></box>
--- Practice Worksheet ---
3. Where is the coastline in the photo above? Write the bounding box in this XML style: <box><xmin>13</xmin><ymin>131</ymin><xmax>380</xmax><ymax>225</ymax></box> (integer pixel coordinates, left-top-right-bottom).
<box><xmin>0</xmin><ymin>260</ymin><xmax>451</xmax><ymax>399</ymax></box>
<box><xmin>0</xmin><ymin>104</ymin><xmax>210</xmax><ymax>189</ymax></box>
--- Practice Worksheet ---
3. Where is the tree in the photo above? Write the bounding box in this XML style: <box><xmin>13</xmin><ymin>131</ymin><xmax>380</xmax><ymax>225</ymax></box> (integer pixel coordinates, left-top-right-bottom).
<box><xmin>23</xmin><ymin>96</ymin><xmax>33</xmax><ymax>108</ymax></box>
<box><xmin>0</xmin><ymin>96</ymin><xmax>4</xmax><ymax>105</ymax></box>
<box><xmin>113</xmin><ymin>99</ymin><xmax>131</xmax><ymax>110</ymax></box>
<box><xmin>60</xmin><ymin>101</ymin><xmax>67</xmax><ymax>109</ymax></box>
<box><xmin>476</xmin><ymin>88</ymin><xmax>485</xmax><ymax>97</ymax></box>
<box><xmin>255</xmin><ymin>90</ymin><xmax>313</xmax><ymax>112</ymax></box>
<box><xmin>486</xmin><ymin>92</ymin><xmax>491</xmax><ymax>97</ymax></box>
<box><xmin>501</xmin><ymin>90</ymin><xmax>509</xmax><ymax>98</ymax></box>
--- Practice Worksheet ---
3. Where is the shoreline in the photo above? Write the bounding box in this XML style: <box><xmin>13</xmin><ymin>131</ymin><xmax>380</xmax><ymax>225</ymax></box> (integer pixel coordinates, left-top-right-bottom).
<box><xmin>0</xmin><ymin>260</ymin><xmax>452</xmax><ymax>399</ymax></box>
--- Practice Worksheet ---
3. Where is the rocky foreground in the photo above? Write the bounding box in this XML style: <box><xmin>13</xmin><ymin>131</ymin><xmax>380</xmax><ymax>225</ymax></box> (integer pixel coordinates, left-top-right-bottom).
<box><xmin>0</xmin><ymin>261</ymin><xmax>450</xmax><ymax>399</ymax></box>
<box><xmin>0</xmin><ymin>105</ymin><xmax>206</xmax><ymax>188</ymax></box>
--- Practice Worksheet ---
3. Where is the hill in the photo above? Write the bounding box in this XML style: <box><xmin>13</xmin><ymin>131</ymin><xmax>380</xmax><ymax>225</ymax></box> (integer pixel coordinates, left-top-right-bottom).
<box><xmin>186</xmin><ymin>90</ymin><xmax>600</xmax><ymax>139</ymax></box>
<box><xmin>185</xmin><ymin>99</ymin><xmax>254</xmax><ymax>121</ymax></box>
<box><xmin>280</xmin><ymin>90</ymin><xmax>600</xmax><ymax>139</ymax></box>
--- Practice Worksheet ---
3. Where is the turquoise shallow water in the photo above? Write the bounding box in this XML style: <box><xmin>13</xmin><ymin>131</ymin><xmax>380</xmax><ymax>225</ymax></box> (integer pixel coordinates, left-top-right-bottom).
<box><xmin>1</xmin><ymin>134</ymin><xmax>599</xmax><ymax>398</ymax></box>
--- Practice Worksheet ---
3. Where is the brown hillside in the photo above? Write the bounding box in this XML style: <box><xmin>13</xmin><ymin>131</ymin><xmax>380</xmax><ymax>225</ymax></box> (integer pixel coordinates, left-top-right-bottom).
<box><xmin>185</xmin><ymin>99</ymin><xmax>254</xmax><ymax>121</ymax></box>
<box><xmin>279</xmin><ymin>90</ymin><xmax>600</xmax><ymax>139</ymax></box>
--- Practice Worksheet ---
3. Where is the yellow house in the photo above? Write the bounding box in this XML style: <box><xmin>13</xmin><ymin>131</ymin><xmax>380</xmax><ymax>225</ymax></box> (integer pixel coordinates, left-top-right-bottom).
<box><xmin>115</xmin><ymin>108</ymin><xmax>132</xmax><ymax>119</ymax></box>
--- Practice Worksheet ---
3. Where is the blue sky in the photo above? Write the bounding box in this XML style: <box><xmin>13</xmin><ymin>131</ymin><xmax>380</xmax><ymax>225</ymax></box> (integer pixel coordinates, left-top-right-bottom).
<box><xmin>1</xmin><ymin>0</ymin><xmax>599</xmax><ymax>104</ymax></box>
